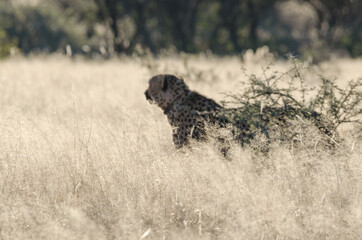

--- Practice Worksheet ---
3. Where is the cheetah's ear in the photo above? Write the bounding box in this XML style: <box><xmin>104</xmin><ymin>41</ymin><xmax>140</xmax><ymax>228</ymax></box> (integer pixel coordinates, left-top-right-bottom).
<box><xmin>162</xmin><ymin>77</ymin><xmax>168</xmax><ymax>92</ymax></box>
<box><xmin>176</xmin><ymin>75</ymin><xmax>184</xmax><ymax>82</ymax></box>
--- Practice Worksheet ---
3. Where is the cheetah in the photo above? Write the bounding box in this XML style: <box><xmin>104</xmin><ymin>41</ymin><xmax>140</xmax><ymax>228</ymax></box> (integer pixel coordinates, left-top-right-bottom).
<box><xmin>145</xmin><ymin>74</ymin><xmax>224</xmax><ymax>148</ymax></box>
<box><xmin>144</xmin><ymin>74</ymin><xmax>335</xmax><ymax>150</ymax></box>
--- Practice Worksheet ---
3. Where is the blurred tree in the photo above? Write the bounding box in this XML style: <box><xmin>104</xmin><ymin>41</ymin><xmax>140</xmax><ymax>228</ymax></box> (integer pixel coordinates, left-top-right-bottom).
<box><xmin>245</xmin><ymin>0</ymin><xmax>277</xmax><ymax>51</ymax></box>
<box><xmin>94</xmin><ymin>0</ymin><xmax>156</xmax><ymax>54</ymax></box>
<box><xmin>0</xmin><ymin>0</ymin><xmax>94</xmax><ymax>54</ymax></box>
<box><xmin>156</xmin><ymin>0</ymin><xmax>202</xmax><ymax>52</ymax></box>
<box><xmin>0</xmin><ymin>30</ymin><xmax>18</xmax><ymax>58</ymax></box>
<box><xmin>305</xmin><ymin>0</ymin><xmax>362</xmax><ymax>52</ymax></box>
<box><xmin>0</xmin><ymin>0</ymin><xmax>361</xmax><ymax>58</ymax></box>
<box><xmin>216</xmin><ymin>0</ymin><xmax>277</xmax><ymax>52</ymax></box>
<box><xmin>128</xmin><ymin>0</ymin><xmax>156</xmax><ymax>53</ymax></box>
<box><xmin>50</xmin><ymin>0</ymin><xmax>99</xmax><ymax>38</ymax></box>
<box><xmin>95</xmin><ymin>0</ymin><xmax>124</xmax><ymax>53</ymax></box>
<box><xmin>218</xmin><ymin>0</ymin><xmax>243</xmax><ymax>52</ymax></box>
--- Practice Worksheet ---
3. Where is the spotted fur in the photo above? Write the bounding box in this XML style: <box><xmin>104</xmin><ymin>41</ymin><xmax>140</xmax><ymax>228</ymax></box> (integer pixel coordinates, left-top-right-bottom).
<box><xmin>145</xmin><ymin>74</ymin><xmax>334</xmax><ymax>150</ymax></box>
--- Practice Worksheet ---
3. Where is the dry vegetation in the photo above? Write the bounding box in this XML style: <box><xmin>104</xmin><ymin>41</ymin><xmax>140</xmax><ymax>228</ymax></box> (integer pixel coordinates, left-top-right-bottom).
<box><xmin>0</xmin><ymin>52</ymin><xmax>361</xmax><ymax>239</ymax></box>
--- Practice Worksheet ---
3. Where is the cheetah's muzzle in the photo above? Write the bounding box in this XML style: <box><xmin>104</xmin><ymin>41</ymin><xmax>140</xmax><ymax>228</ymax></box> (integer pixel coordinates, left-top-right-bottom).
<box><xmin>144</xmin><ymin>90</ymin><xmax>151</xmax><ymax>100</ymax></box>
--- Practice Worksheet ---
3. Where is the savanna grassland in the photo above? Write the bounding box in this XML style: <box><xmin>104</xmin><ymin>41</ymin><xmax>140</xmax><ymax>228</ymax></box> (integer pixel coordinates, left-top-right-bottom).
<box><xmin>0</xmin><ymin>52</ymin><xmax>361</xmax><ymax>239</ymax></box>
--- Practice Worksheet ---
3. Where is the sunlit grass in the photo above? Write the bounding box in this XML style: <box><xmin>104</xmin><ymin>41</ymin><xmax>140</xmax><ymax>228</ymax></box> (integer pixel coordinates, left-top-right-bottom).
<box><xmin>0</xmin><ymin>54</ymin><xmax>361</xmax><ymax>239</ymax></box>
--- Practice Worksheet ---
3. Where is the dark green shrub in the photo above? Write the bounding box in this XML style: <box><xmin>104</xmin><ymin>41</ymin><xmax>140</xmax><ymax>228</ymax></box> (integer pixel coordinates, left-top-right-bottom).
<box><xmin>225</xmin><ymin>57</ymin><xmax>362</xmax><ymax>148</ymax></box>
<box><xmin>0</xmin><ymin>29</ymin><xmax>18</xmax><ymax>58</ymax></box>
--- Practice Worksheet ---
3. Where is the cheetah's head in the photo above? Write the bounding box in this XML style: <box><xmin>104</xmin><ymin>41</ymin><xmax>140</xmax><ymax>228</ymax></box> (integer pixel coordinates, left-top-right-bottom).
<box><xmin>145</xmin><ymin>74</ymin><xmax>189</xmax><ymax>111</ymax></box>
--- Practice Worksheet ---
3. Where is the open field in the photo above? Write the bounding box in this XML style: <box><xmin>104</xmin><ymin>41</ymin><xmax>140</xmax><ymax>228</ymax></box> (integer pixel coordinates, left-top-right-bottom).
<box><xmin>0</xmin><ymin>54</ymin><xmax>361</xmax><ymax>239</ymax></box>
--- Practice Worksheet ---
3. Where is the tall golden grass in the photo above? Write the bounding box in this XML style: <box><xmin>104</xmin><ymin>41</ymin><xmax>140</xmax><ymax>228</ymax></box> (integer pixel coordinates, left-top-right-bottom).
<box><xmin>0</xmin><ymin>54</ymin><xmax>361</xmax><ymax>239</ymax></box>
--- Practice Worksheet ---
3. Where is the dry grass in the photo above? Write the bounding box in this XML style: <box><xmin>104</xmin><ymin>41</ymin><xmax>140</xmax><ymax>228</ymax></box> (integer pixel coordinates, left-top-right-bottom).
<box><xmin>0</xmin><ymin>54</ymin><xmax>361</xmax><ymax>239</ymax></box>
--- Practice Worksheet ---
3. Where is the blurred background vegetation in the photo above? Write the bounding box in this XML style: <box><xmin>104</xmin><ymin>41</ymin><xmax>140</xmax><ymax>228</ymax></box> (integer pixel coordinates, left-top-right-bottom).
<box><xmin>0</xmin><ymin>0</ymin><xmax>361</xmax><ymax>61</ymax></box>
